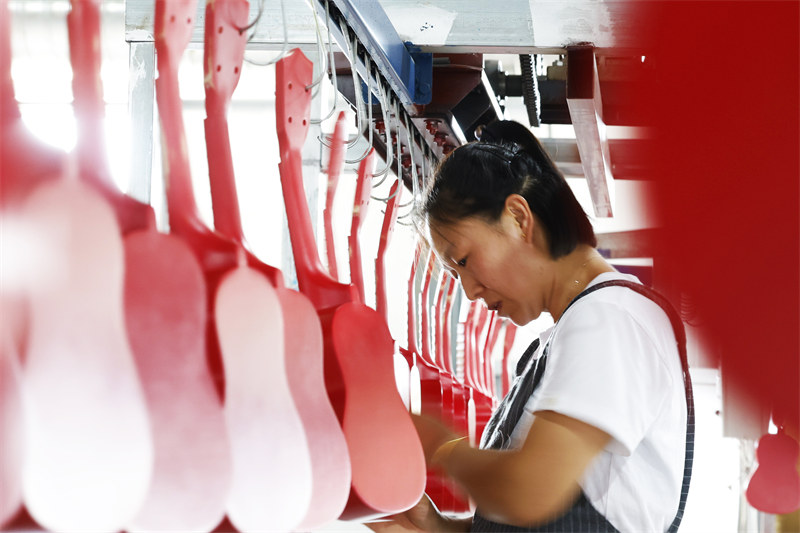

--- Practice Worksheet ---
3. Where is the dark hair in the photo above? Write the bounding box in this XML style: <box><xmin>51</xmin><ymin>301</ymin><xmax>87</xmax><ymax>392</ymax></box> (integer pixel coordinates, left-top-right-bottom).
<box><xmin>476</xmin><ymin>120</ymin><xmax>553</xmax><ymax>165</ymax></box>
<box><xmin>420</xmin><ymin>131</ymin><xmax>596</xmax><ymax>259</ymax></box>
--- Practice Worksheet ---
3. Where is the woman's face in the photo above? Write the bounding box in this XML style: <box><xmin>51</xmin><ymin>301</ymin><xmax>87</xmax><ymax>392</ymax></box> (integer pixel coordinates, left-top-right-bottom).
<box><xmin>428</xmin><ymin>212</ymin><xmax>546</xmax><ymax>326</ymax></box>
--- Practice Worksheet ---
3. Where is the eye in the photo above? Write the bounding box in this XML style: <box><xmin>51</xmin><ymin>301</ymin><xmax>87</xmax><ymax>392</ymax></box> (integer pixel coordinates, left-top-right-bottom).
<box><xmin>456</xmin><ymin>257</ymin><xmax>467</xmax><ymax>267</ymax></box>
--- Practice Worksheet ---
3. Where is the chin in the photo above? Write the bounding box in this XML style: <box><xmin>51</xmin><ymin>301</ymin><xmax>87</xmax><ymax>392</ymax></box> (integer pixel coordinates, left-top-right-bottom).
<box><xmin>510</xmin><ymin>309</ymin><xmax>542</xmax><ymax>327</ymax></box>
<box><xmin>506</xmin><ymin>312</ymin><xmax>527</xmax><ymax>327</ymax></box>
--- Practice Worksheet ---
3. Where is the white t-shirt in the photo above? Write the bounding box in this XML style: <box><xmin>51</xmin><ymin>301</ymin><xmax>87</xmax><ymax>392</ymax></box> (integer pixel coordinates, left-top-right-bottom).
<box><xmin>505</xmin><ymin>272</ymin><xmax>687</xmax><ymax>533</ymax></box>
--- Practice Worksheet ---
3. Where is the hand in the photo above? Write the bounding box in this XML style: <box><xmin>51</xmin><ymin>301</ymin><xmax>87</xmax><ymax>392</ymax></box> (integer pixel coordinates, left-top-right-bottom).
<box><xmin>410</xmin><ymin>413</ymin><xmax>460</xmax><ymax>465</ymax></box>
<box><xmin>365</xmin><ymin>494</ymin><xmax>469</xmax><ymax>533</ymax></box>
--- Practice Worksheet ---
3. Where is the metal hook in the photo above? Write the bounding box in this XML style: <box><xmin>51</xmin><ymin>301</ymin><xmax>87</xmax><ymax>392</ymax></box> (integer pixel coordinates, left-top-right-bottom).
<box><xmin>396</xmin><ymin>190</ymin><xmax>418</xmax><ymax>219</ymax></box>
<box><xmin>243</xmin><ymin>0</ymin><xmax>289</xmax><ymax>66</ymax></box>
<box><xmin>397</xmin><ymin>209</ymin><xmax>415</xmax><ymax>220</ymax></box>
<box><xmin>404</xmin><ymin>119</ymin><xmax>419</xmax><ymax>200</ymax></box>
<box><xmin>371</xmin><ymin>176</ymin><xmax>403</xmax><ymax>203</ymax></box>
<box><xmin>418</xmin><ymin>151</ymin><xmax>429</xmax><ymax>194</ymax></box>
<box><xmin>372</xmin><ymin>98</ymin><xmax>402</xmax><ymax>189</ymax></box>
<box><xmin>380</xmin><ymin>119</ymin><xmax>419</xmax><ymax>211</ymax></box>
<box><xmin>310</xmin><ymin>0</ymin><xmax>341</xmax><ymax>124</ymax></box>
<box><xmin>317</xmin><ymin>30</ymin><xmax>365</xmax><ymax>149</ymax></box>
<box><xmin>399</xmin><ymin>149</ymin><xmax>420</xmax><ymax>207</ymax></box>
<box><xmin>371</xmin><ymin>80</ymin><xmax>394</xmax><ymax>178</ymax></box>
<box><xmin>238</xmin><ymin>0</ymin><xmax>265</xmax><ymax>33</ymax></box>
<box><xmin>398</xmin><ymin>197</ymin><xmax>415</xmax><ymax>209</ymax></box>
<box><xmin>344</xmin><ymin>55</ymin><xmax>374</xmax><ymax>164</ymax></box>
<box><xmin>305</xmin><ymin>1</ymin><xmax>327</xmax><ymax>93</ymax></box>
<box><xmin>412</xmin><ymin>141</ymin><xmax>434</xmax><ymax>207</ymax></box>
<box><xmin>344</xmin><ymin>31</ymin><xmax>367</xmax><ymax>149</ymax></box>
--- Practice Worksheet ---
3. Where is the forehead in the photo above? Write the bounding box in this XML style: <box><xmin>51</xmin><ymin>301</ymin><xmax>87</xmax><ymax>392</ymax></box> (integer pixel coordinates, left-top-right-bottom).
<box><xmin>427</xmin><ymin>216</ymin><xmax>495</xmax><ymax>259</ymax></box>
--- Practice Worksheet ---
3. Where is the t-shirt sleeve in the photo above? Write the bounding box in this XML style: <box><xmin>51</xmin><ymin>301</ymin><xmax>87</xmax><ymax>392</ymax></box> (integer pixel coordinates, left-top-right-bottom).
<box><xmin>524</xmin><ymin>299</ymin><xmax>672</xmax><ymax>456</ymax></box>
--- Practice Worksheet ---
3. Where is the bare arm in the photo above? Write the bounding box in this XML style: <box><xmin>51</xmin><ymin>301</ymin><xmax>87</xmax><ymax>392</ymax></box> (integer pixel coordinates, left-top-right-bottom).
<box><xmin>431</xmin><ymin>411</ymin><xmax>611</xmax><ymax>527</ymax></box>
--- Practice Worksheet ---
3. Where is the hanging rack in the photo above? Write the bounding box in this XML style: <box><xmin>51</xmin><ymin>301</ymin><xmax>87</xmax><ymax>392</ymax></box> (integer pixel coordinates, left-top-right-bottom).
<box><xmin>308</xmin><ymin>0</ymin><xmax>442</xmax><ymax>195</ymax></box>
<box><xmin>124</xmin><ymin>0</ymin><xmax>489</xmax><ymax>224</ymax></box>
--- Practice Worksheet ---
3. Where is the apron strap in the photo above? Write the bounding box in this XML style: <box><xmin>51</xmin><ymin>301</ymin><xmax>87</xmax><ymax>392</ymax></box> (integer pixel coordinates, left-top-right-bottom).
<box><xmin>566</xmin><ymin>280</ymin><xmax>694</xmax><ymax>533</ymax></box>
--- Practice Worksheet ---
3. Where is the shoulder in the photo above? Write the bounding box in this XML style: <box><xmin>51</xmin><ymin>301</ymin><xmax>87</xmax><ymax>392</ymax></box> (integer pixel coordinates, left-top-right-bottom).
<box><xmin>532</xmin><ymin>274</ymin><xmax>683</xmax><ymax>454</ymax></box>
<box><xmin>558</xmin><ymin>273</ymin><xmax>678</xmax><ymax>352</ymax></box>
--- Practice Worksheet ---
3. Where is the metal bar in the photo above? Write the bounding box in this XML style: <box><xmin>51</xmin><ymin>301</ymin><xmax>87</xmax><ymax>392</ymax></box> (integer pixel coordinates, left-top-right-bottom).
<box><xmin>127</xmin><ymin>41</ymin><xmax>155</xmax><ymax>204</ymax></box>
<box><xmin>566</xmin><ymin>44</ymin><xmax>614</xmax><ymax>217</ymax></box>
<box><xmin>542</xmin><ymin>138</ymin><xmax>650</xmax><ymax>179</ymax></box>
<box><xmin>125</xmin><ymin>0</ymin><xmax>317</xmax><ymax>47</ymax></box>
<box><xmin>595</xmin><ymin>229</ymin><xmax>658</xmax><ymax>259</ymax></box>
<box><xmin>124</xmin><ymin>0</ymin><xmax>651</xmax><ymax>53</ymax></box>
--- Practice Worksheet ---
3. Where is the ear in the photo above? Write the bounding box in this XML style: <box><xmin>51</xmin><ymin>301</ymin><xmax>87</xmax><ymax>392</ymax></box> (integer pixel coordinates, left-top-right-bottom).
<box><xmin>504</xmin><ymin>194</ymin><xmax>533</xmax><ymax>241</ymax></box>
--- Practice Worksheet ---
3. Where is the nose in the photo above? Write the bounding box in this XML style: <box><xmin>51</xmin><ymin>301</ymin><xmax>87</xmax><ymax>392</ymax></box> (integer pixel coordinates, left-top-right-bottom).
<box><xmin>459</xmin><ymin>272</ymin><xmax>484</xmax><ymax>301</ymax></box>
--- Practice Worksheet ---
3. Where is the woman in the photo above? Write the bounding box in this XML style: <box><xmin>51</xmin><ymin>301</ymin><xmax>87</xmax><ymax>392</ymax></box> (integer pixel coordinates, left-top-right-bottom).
<box><xmin>382</xmin><ymin>129</ymin><xmax>693</xmax><ymax>532</ymax></box>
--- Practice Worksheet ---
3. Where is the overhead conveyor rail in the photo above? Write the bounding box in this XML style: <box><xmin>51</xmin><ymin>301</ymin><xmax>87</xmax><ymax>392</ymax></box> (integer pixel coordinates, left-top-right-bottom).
<box><xmin>125</xmin><ymin>0</ymin><xmax>654</xmax><ymax>217</ymax></box>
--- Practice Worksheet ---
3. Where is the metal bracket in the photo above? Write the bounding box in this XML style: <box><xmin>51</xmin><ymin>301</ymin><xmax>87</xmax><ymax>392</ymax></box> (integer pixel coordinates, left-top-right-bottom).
<box><xmin>567</xmin><ymin>44</ymin><xmax>615</xmax><ymax>218</ymax></box>
<box><xmin>312</xmin><ymin>0</ymin><xmax>432</xmax><ymax>106</ymax></box>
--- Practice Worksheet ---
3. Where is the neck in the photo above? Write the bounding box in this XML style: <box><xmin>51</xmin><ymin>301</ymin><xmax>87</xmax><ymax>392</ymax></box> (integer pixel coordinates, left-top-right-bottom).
<box><xmin>548</xmin><ymin>245</ymin><xmax>615</xmax><ymax>322</ymax></box>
